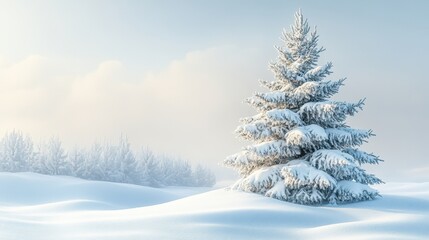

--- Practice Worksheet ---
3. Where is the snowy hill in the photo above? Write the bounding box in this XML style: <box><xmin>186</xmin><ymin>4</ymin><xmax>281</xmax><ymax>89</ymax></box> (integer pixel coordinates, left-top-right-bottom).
<box><xmin>0</xmin><ymin>173</ymin><xmax>428</xmax><ymax>240</ymax></box>
<box><xmin>0</xmin><ymin>172</ymin><xmax>209</xmax><ymax>209</ymax></box>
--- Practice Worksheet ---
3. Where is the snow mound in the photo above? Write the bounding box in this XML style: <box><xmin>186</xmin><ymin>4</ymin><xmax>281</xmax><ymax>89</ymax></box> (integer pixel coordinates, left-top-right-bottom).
<box><xmin>0</xmin><ymin>173</ymin><xmax>428</xmax><ymax>240</ymax></box>
<box><xmin>0</xmin><ymin>172</ymin><xmax>208</xmax><ymax>210</ymax></box>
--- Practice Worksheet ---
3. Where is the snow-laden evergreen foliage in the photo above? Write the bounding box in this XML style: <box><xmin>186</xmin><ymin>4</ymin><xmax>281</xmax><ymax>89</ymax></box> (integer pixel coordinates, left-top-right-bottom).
<box><xmin>224</xmin><ymin>10</ymin><xmax>382</xmax><ymax>205</ymax></box>
<box><xmin>0</xmin><ymin>130</ymin><xmax>216</xmax><ymax>187</ymax></box>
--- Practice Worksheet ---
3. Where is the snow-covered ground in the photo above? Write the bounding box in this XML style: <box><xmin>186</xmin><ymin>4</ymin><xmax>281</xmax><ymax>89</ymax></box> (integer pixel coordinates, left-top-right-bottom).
<box><xmin>0</xmin><ymin>173</ymin><xmax>427</xmax><ymax>240</ymax></box>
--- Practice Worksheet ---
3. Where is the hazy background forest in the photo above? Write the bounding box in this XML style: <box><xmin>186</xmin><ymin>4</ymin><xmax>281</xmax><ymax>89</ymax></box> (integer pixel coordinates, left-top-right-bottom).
<box><xmin>0</xmin><ymin>130</ymin><xmax>215</xmax><ymax>187</ymax></box>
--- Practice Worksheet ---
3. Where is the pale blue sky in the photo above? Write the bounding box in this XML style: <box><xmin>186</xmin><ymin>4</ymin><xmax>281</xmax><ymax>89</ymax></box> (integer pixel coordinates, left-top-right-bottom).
<box><xmin>2</xmin><ymin>1</ymin><xmax>427</xmax><ymax>71</ymax></box>
<box><xmin>0</xmin><ymin>1</ymin><xmax>428</xmax><ymax>181</ymax></box>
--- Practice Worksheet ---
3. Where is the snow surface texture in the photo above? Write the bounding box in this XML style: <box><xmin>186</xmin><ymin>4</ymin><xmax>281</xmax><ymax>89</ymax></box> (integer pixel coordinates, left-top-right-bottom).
<box><xmin>224</xmin><ymin>10</ymin><xmax>382</xmax><ymax>204</ymax></box>
<box><xmin>0</xmin><ymin>173</ymin><xmax>428</xmax><ymax>240</ymax></box>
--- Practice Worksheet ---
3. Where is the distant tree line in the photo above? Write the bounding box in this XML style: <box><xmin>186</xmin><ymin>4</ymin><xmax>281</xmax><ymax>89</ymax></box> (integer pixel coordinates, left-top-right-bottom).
<box><xmin>0</xmin><ymin>130</ymin><xmax>216</xmax><ymax>187</ymax></box>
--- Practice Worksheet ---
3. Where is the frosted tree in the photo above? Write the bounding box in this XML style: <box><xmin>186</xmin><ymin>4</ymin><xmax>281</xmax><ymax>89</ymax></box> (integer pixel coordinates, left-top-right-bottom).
<box><xmin>31</xmin><ymin>143</ymin><xmax>47</xmax><ymax>174</ymax></box>
<box><xmin>97</xmin><ymin>143</ymin><xmax>117</xmax><ymax>181</ymax></box>
<box><xmin>224</xmin><ymin>10</ymin><xmax>383</xmax><ymax>205</ymax></box>
<box><xmin>67</xmin><ymin>147</ymin><xmax>86</xmax><ymax>178</ymax></box>
<box><xmin>87</xmin><ymin>143</ymin><xmax>103</xmax><ymax>180</ymax></box>
<box><xmin>0</xmin><ymin>130</ymin><xmax>217</xmax><ymax>187</ymax></box>
<box><xmin>114</xmin><ymin>137</ymin><xmax>139</xmax><ymax>184</ymax></box>
<box><xmin>137</xmin><ymin>147</ymin><xmax>162</xmax><ymax>187</ymax></box>
<box><xmin>43</xmin><ymin>137</ymin><xmax>68</xmax><ymax>175</ymax></box>
<box><xmin>193</xmin><ymin>164</ymin><xmax>216</xmax><ymax>187</ymax></box>
<box><xmin>176</xmin><ymin>159</ymin><xmax>193</xmax><ymax>186</ymax></box>
<box><xmin>0</xmin><ymin>131</ymin><xmax>34</xmax><ymax>172</ymax></box>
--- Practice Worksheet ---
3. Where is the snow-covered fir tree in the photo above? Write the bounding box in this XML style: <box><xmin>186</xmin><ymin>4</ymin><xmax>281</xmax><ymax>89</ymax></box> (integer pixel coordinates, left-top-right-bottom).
<box><xmin>224</xmin><ymin>10</ymin><xmax>383</xmax><ymax>205</ymax></box>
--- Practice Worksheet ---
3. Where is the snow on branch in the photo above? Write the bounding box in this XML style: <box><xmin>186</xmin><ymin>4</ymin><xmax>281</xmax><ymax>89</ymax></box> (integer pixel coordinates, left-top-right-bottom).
<box><xmin>224</xmin><ymin>152</ymin><xmax>252</xmax><ymax>175</ymax></box>
<box><xmin>252</xmin><ymin>79</ymin><xmax>345</xmax><ymax>110</ymax></box>
<box><xmin>259</xmin><ymin>79</ymin><xmax>293</xmax><ymax>92</ymax></box>
<box><xmin>266</xmin><ymin>109</ymin><xmax>303</xmax><ymax>126</ymax></box>
<box><xmin>282</xmin><ymin>160</ymin><xmax>336</xmax><ymax>191</ymax></box>
<box><xmin>270</xmin><ymin>62</ymin><xmax>305</xmax><ymax>86</ymax></box>
<box><xmin>285</xmin><ymin>124</ymin><xmax>328</xmax><ymax>150</ymax></box>
<box><xmin>239</xmin><ymin>113</ymin><xmax>263</xmax><ymax>124</ymax></box>
<box><xmin>303</xmin><ymin>62</ymin><xmax>333</xmax><ymax>82</ymax></box>
<box><xmin>254</xmin><ymin>91</ymin><xmax>288</xmax><ymax>106</ymax></box>
<box><xmin>343</xmin><ymin>148</ymin><xmax>383</xmax><ymax>165</ymax></box>
<box><xmin>245</xmin><ymin>140</ymin><xmax>301</xmax><ymax>161</ymax></box>
<box><xmin>330</xmin><ymin>180</ymin><xmax>380</xmax><ymax>204</ymax></box>
<box><xmin>235</xmin><ymin>120</ymin><xmax>274</xmax><ymax>141</ymax></box>
<box><xmin>292</xmin><ymin>79</ymin><xmax>344</xmax><ymax>103</ymax></box>
<box><xmin>236</xmin><ymin>110</ymin><xmax>303</xmax><ymax>141</ymax></box>
<box><xmin>299</xmin><ymin>100</ymin><xmax>365</xmax><ymax>127</ymax></box>
<box><xmin>325</xmin><ymin>127</ymin><xmax>373</xmax><ymax>149</ymax></box>
<box><xmin>231</xmin><ymin>164</ymin><xmax>284</xmax><ymax>194</ymax></box>
<box><xmin>309</xmin><ymin>150</ymin><xmax>383</xmax><ymax>184</ymax></box>
<box><xmin>246</xmin><ymin>95</ymin><xmax>279</xmax><ymax>112</ymax></box>
<box><xmin>309</xmin><ymin>150</ymin><xmax>356</xmax><ymax>171</ymax></box>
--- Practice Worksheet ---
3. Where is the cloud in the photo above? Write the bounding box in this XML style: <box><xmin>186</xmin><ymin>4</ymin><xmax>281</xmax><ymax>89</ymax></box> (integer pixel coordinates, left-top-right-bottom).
<box><xmin>0</xmin><ymin>55</ymin><xmax>70</xmax><ymax>130</ymax></box>
<box><xmin>0</xmin><ymin>46</ymin><xmax>269</xmax><ymax>179</ymax></box>
<box><xmin>135</xmin><ymin>47</ymin><xmax>267</xmax><ymax>178</ymax></box>
<box><xmin>0</xmin><ymin>55</ymin><xmax>48</xmax><ymax>110</ymax></box>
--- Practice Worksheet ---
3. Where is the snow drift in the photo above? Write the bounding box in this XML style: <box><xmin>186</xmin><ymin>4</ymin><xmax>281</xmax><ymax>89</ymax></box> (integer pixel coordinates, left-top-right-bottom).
<box><xmin>0</xmin><ymin>173</ymin><xmax>427</xmax><ymax>240</ymax></box>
